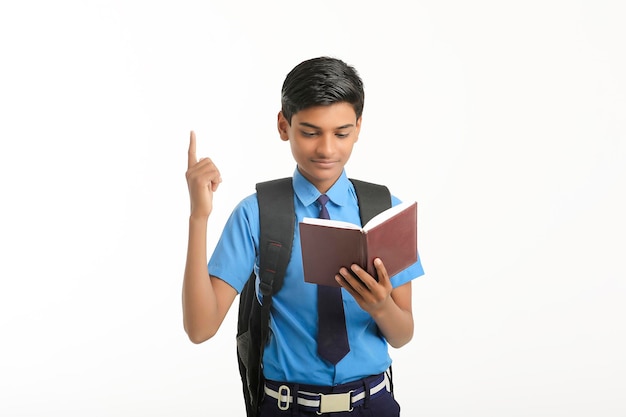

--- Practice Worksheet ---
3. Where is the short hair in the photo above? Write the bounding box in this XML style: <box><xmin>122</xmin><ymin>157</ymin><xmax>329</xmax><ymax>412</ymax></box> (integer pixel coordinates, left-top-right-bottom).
<box><xmin>281</xmin><ymin>57</ymin><xmax>365</xmax><ymax>124</ymax></box>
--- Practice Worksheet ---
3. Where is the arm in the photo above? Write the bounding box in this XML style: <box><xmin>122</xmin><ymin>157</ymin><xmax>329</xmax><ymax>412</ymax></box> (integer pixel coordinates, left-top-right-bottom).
<box><xmin>336</xmin><ymin>258</ymin><xmax>414</xmax><ymax>348</ymax></box>
<box><xmin>182</xmin><ymin>131</ymin><xmax>238</xmax><ymax>344</ymax></box>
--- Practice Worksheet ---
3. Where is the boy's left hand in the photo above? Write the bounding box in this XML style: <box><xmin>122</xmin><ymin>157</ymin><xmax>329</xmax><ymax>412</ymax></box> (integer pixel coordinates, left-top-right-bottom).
<box><xmin>336</xmin><ymin>258</ymin><xmax>393</xmax><ymax>316</ymax></box>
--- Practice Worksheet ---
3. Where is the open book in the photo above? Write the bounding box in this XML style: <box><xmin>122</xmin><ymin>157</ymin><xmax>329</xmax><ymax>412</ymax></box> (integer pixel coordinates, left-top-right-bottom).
<box><xmin>299</xmin><ymin>201</ymin><xmax>417</xmax><ymax>287</ymax></box>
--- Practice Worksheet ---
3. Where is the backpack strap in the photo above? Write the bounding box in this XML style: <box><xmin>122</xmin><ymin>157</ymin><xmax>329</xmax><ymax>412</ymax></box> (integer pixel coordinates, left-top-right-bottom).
<box><xmin>256</xmin><ymin>178</ymin><xmax>296</xmax><ymax>296</ymax></box>
<box><xmin>350</xmin><ymin>179</ymin><xmax>392</xmax><ymax>224</ymax></box>
<box><xmin>256</xmin><ymin>178</ymin><xmax>295</xmax><ymax>405</ymax></box>
<box><xmin>238</xmin><ymin>177</ymin><xmax>295</xmax><ymax>417</ymax></box>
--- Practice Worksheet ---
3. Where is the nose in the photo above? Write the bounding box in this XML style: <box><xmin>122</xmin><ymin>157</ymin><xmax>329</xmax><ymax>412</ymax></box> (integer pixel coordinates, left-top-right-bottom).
<box><xmin>316</xmin><ymin>134</ymin><xmax>334</xmax><ymax>156</ymax></box>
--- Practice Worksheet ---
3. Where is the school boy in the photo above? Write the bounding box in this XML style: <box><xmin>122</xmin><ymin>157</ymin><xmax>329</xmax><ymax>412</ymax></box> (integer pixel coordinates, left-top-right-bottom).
<box><xmin>183</xmin><ymin>56</ymin><xmax>424</xmax><ymax>416</ymax></box>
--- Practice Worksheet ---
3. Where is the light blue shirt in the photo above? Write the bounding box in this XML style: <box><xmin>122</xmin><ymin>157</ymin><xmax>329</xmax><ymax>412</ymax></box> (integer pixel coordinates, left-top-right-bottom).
<box><xmin>208</xmin><ymin>168</ymin><xmax>424</xmax><ymax>385</ymax></box>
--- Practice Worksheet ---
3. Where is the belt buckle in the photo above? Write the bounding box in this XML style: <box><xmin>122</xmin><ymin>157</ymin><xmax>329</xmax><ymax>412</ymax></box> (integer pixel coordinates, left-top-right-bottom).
<box><xmin>316</xmin><ymin>390</ymin><xmax>354</xmax><ymax>414</ymax></box>
<box><xmin>277</xmin><ymin>385</ymin><xmax>291</xmax><ymax>411</ymax></box>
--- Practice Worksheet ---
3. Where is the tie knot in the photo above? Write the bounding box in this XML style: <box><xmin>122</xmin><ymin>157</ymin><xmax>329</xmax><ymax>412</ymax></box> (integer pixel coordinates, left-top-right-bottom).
<box><xmin>317</xmin><ymin>194</ymin><xmax>330</xmax><ymax>207</ymax></box>
<box><xmin>317</xmin><ymin>195</ymin><xmax>330</xmax><ymax>220</ymax></box>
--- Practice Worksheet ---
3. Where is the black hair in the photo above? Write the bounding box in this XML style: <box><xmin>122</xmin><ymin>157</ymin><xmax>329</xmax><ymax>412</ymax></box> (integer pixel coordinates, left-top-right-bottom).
<box><xmin>280</xmin><ymin>56</ymin><xmax>365</xmax><ymax>124</ymax></box>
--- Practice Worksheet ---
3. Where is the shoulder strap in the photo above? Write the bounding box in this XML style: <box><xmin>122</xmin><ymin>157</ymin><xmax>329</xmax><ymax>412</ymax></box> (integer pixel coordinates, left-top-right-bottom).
<box><xmin>350</xmin><ymin>178</ymin><xmax>392</xmax><ymax>224</ymax></box>
<box><xmin>239</xmin><ymin>177</ymin><xmax>295</xmax><ymax>417</ymax></box>
<box><xmin>256</xmin><ymin>177</ymin><xmax>296</xmax><ymax>295</ymax></box>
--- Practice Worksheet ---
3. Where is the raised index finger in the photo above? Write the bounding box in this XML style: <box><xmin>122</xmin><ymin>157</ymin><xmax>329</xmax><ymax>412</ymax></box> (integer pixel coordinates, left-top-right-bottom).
<box><xmin>188</xmin><ymin>130</ymin><xmax>197</xmax><ymax>169</ymax></box>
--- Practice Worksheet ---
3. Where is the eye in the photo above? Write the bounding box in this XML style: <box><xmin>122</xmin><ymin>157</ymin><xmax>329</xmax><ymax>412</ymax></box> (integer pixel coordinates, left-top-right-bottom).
<box><xmin>301</xmin><ymin>131</ymin><xmax>318</xmax><ymax>138</ymax></box>
<box><xmin>336</xmin><ymin>132</ymin><xmax>349</xmax><ymax>139</ymax></box>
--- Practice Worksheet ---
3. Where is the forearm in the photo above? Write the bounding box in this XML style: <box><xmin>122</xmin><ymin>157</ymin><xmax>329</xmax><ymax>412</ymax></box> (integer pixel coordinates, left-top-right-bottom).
<box><xmin>371</xmin><ymin>296</ymin><xmax>414</xmax><ymax>348</ymax></box>
<box><xmin>182</xmin><ymin>215</ymin><xmax>220</xmax><ymax>343</ymax></box>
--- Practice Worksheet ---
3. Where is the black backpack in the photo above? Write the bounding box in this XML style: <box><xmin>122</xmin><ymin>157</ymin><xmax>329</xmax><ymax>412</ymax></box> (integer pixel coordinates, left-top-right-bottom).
<box><xmin>236</xmin><ymin>177</ymin><xmax>391</xmax><ymax>417</ymax></box>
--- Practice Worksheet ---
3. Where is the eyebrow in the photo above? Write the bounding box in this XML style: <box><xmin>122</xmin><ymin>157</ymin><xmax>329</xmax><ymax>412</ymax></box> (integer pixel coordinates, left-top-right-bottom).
<box><xmin>298</xmin><ymin>122</ymin><xmax>354</xmax><ymax>130</ymax></box>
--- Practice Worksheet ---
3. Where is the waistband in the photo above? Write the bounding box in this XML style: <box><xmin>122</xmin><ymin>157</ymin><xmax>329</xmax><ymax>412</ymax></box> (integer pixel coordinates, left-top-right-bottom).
<box><xmin>264</xmin><ymin>371</ymin><xmax>391</xmax><ymax>414</ymax></box>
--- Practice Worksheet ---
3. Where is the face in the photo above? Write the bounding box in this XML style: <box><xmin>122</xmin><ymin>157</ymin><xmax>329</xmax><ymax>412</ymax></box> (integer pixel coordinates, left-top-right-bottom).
<box><xmin>277</xmin><ymin>102</ymin><xmax>361</xmax><ymax>193</ymax></box>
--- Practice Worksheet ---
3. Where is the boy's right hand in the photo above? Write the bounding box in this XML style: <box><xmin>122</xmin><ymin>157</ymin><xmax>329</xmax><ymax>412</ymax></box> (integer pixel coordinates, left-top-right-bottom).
<box><xmin>185</xmin><ymin>131</ymin><xmax>222</xmax><ymax>218</ymax></box>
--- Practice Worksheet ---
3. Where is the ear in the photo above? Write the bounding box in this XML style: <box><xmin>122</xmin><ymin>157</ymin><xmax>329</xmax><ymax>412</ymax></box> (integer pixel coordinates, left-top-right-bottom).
<box><xmin>354</xmin><ymin>116</ymin><xmax>362</xmax><ymax>142</ymax></box>
<box><xmin>277</xmin><ymin>111</ymin><xmax>290</xmax><ymax>141</ymax></box>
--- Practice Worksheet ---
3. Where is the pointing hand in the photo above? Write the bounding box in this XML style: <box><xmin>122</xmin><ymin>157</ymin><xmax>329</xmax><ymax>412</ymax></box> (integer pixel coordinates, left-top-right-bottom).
<box><xmin>185</xmin><ymin>131</ymin><xmax>222</xmax><ymax>218</ymax></box>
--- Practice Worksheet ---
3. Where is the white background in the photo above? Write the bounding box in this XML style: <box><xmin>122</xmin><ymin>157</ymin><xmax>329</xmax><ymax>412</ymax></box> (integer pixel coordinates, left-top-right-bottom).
<box><xmin>1</xmin><ymin>1</ymin><xmax>625</xmax><ymax>416</ymax></box>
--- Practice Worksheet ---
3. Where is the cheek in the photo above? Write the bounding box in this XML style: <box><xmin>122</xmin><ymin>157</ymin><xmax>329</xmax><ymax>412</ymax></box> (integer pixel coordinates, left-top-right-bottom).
<box><xmin>289</xmin><ymin>140</ymin><xmax>305</xmax><ymax>160</ymax></box>
<box><xmin>340</xmin><ymin>141</ymin><xmax>356</xmax><ymax>157</ymax></box>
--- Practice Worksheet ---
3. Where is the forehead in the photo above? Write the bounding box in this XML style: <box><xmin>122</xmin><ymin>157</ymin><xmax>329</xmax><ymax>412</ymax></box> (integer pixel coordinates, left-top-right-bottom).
<box><xmin>292</xmin><ymin>102</ymin><xmax>358</xmax><ymax>128</ymax></box>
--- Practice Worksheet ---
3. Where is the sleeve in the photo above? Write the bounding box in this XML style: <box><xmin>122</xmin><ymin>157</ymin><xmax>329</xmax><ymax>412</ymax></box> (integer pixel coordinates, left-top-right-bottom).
<box><xmin>208</xmin><ymin>194</ymin><xmax>260</xmax><ymax>293</ymax></box>
<box><xmin>388</xmin><ymin>194</ymin><xmax>425</xmax><ymax>288</ymax></box>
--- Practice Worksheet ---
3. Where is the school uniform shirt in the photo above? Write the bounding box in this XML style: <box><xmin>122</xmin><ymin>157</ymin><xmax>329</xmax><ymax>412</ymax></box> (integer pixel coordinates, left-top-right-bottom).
<box><xmin>208</xmin><ymin>168</ymin><xmax>424</xmax><ymax>386</ymax></box>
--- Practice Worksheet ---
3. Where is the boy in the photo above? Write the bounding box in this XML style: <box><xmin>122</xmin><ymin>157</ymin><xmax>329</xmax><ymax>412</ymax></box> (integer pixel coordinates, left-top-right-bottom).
<box><xmin>183</xmin><ymin>57</ymin><xmax>424</xmax><ymax>416</ymax></box>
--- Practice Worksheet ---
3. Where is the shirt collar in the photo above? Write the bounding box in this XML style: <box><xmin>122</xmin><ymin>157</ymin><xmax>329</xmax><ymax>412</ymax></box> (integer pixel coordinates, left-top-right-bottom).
<box><xmin>292</xmin><ymin>167</ymin><xmax>352</xmax><ymax>208</ymax></box>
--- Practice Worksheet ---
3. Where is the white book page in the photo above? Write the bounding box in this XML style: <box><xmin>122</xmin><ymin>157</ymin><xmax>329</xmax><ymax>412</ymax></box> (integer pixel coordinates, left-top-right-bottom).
<box><xmin>362</xmin><ymin>201</ymin><xmax>415</xmax><ymax>232</ymax></box>
<box><xmin>301</xmin><ymin>217</ymin><xmax>361</xmax><ymax>230</ymax></box>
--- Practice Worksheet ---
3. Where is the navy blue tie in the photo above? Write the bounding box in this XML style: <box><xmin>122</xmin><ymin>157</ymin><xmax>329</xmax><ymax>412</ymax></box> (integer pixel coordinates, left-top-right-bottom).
<box><xmin>316</xmin><ymin>195</ymin><xmax>350</xmax><ymax>364</ymax></box>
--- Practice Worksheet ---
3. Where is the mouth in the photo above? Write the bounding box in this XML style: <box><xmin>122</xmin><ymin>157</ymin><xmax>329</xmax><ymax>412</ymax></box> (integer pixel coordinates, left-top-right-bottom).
<box><xmin>312</xmin><ymin>159</ymin><xmax>337</xmax><ymax>168</ymax></box>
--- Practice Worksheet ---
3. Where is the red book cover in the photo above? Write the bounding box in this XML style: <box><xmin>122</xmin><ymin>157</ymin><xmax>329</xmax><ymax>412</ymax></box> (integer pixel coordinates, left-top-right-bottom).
<box><xmin>299</xmin><ymin>201</ymin><xmax>417</xmax><ymax>287</ymax></box>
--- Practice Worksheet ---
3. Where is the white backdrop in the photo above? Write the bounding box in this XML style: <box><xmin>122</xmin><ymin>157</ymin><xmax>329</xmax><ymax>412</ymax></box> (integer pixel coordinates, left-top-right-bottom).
<box><xmin>1</xmin><ymin>1</ymin><xmax>625</xmax><ymax>416</ymax></box>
